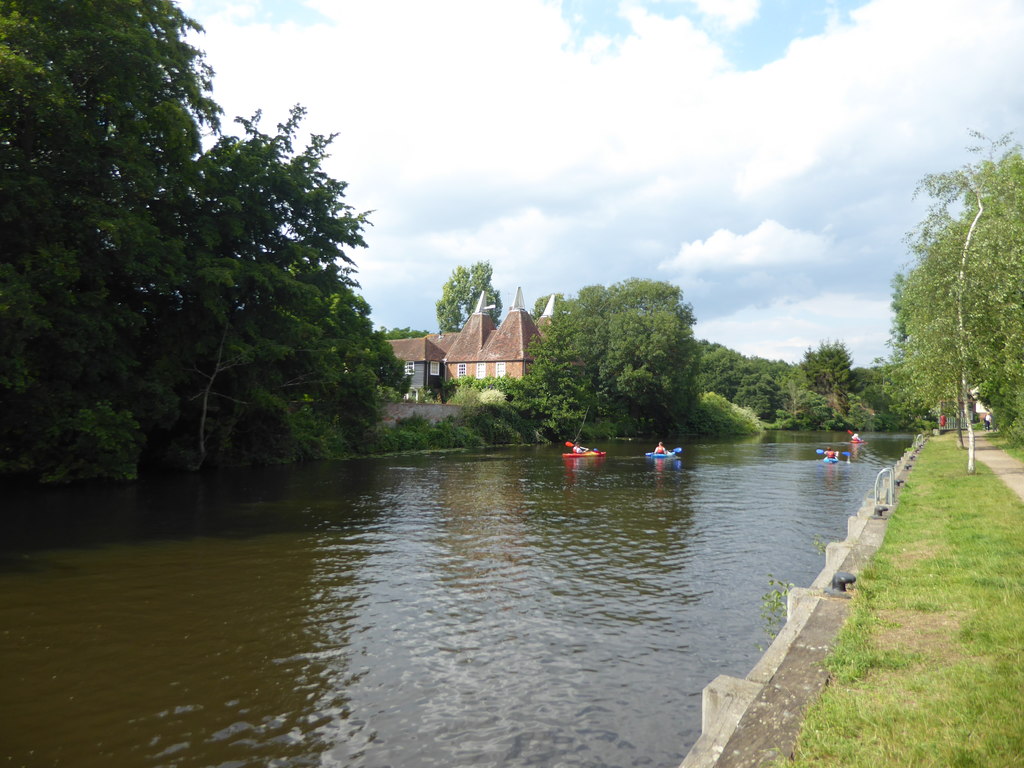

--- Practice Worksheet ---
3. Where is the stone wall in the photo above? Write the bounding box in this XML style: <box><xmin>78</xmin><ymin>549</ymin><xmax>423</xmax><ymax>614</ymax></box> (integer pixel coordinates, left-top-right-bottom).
<box><xmin>382</xmin><ymin>402</ymin><xmax>462</xmax><ymax>427</ymax></box>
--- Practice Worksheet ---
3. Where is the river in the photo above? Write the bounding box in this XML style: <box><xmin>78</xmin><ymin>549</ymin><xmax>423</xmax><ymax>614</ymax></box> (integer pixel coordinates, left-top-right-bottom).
<box><xmin>0</xmin><ymin>431</ymin><xmax>911</xmax><ymax>768</ymax></box>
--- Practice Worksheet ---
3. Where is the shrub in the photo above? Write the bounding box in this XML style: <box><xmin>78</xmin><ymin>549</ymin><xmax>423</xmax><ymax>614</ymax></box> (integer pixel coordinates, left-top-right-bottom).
<box><xmin>689</xmin><ymin>392</ymin><xmax>764</xmax><ymax>435</ymax></box>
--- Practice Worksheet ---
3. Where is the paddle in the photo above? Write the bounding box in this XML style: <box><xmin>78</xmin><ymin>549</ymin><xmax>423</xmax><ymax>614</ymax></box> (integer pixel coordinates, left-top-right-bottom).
<box><xmin>573</xmin><ymin>406</ymin><xmax>589</xmax><ymax>446</ymax></box>
<box><xmin>673</xmin><ymin>447</ymin><xmax>683</xmax><ymax>454</ymax></box>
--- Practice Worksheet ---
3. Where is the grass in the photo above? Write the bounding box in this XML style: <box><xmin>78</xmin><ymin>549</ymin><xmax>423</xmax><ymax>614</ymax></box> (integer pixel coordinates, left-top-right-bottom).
<box><xmin>782</xmin><ymin>434</ymin><xmax>1024</xmax><ymax>768</ymax></box>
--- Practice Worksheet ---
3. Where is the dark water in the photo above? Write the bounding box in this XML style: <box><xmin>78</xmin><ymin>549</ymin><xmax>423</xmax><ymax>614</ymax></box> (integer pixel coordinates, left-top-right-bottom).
<box><xmin>0</xmin><ymin>431</ymin><xmax>911</xmax><ymax>768</ymax></box>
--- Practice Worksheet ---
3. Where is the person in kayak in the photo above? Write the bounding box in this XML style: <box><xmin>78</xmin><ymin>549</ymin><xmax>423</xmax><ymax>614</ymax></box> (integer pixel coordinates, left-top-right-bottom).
<box><xmin>653</xmin><ymin>442</ymin><xmax>667</xmax><ymax>454</ymax></box>
<box><xmin>851</xmin><ymin>433</ymin><xmax>862</xmax><ymax>442</ymax></box>
<box><xmin>823</xmin><ymin>447</ymin><xmax>838</xmax><ymax>460</ymax></box>
<box><xmin>573</xmin><ymin>442</ymin><xmax>588</xmax><ymax>454</ymax></box>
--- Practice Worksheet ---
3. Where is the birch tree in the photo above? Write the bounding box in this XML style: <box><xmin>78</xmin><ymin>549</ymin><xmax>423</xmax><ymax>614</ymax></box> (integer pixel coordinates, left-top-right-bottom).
<box><xmin>899</xmin><ymin>133</ymin><xmax>1023</xmax><ymax>471</ymax></box>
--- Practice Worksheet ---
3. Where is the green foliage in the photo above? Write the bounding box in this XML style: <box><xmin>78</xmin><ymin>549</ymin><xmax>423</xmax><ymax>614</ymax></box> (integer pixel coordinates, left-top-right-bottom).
<box><xmin>435</xmin><ymin>261</ymin><xmax>502</xmax><ymax>333</ymax></box>
<box><xmin>894</xmin><ymin>135</ymin><xmax>1024</xmax><ymax>456</ymax></box>
<box><xmin>367</xmin><ymin>416</ymin><xmax>483</xmax><ymax>453</ymax></box>
<box><xmin>759</xmin><ymin>575</ymin><xmax>794</xmax><ymax>649</ymax></box>
<box><xmin>379</xmin><ymin>326</ymin><xmax>431</xmax><ymax>340</ymax></box>
<box><xmin>801</xmin><ymin>340</ymin><xmax>853</xmax><ymax>414</ymax></box>
<box><xmin>689</xmin><ymin>392</ymin><xmax>764</xmax><ymax>435</ymax></box>
<box><xmin>514</xmin><ymin>278</ymin><xmax>699</xmax><ymax>435</ymax></box>
<box><xmin>697</xmin><ymin>341</ymin><xmax>791</xmax><ymax>420</ymax></box>
<box><xmin>40</xmin><ymin>404</ymin><xmax>143</xmax><ymax>484</ymax></box>
<box><xmin>1</xmin><ymin>0</ymin><xmax>218</xmax><ymax>480</ymax></box>
<box><xmin>500</xmin><ymin>338</ymin><xmax>593</xmax><ymax>439</ymax></box>
<box><xmin>0</xmin><ymin>2</ymin><xmax>404</xmax><ymax>482</ymax></box>
<box><xmin>457</xmin><ymin>402</ymin><xmax>534</xmax><ymax>445</ymax></box>
<box><xmin>366</xmin><ymin>401</ymin><xmax>536</xmax><ymax>454</ymax></box>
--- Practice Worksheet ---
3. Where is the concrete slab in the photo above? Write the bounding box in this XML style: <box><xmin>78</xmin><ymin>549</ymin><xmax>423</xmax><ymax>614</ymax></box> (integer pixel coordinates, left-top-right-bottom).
<box><xmin>711</xmin><ymin>598</ymin><xmax>852</xmax><ymax>768</ymax></box>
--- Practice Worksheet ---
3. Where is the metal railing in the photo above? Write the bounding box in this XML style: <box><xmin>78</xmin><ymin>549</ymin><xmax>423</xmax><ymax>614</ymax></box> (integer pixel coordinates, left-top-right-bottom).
<box><xmin>874</xmin><ymin>467</ymin><xmax>895</xmax><ymax>508</ymax></box>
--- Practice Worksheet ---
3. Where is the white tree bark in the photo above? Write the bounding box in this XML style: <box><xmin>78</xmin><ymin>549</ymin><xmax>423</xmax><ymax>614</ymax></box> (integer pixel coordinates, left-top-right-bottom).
<box><xmin>955</xmin><ymin>183</ymin><xmax>983</xmax><ymax>475</ymax></box>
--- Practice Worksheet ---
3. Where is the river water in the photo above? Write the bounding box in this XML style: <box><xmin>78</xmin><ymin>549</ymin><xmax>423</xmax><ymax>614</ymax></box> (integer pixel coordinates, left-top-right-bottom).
<box><xmin>0</xmin><ymin>431</ymin><xmax>911</xmax><ymax>768</ymax></box>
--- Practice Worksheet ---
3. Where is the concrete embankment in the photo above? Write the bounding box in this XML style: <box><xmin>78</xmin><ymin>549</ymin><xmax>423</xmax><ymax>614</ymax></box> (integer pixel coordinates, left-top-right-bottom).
<box><xmin>678</xmin><ymin>437</ymin><xmax>926</xmax><ymax>768</ymax></box>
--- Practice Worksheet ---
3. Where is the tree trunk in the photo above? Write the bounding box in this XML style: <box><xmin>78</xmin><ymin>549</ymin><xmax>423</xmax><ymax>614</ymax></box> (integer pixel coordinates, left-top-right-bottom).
<box><xmin>960</xmin><ymin>374</ymin><xmax>976</xmax><ymax>474</ymax></box>
<box><xmin>954</xmin><ymin>182</ymin><xmax>983</xmax><ymax>475</ymax></box>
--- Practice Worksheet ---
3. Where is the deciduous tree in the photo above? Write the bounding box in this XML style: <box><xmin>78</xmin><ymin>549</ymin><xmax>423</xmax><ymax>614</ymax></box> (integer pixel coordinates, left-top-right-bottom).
<box><xmin>0</xmin><ymin>2</ymin><xmax>404</xmax><ymax>481</ymax></box>
<box><xmin>801</xmin><ymin>340</ymin><xmax>853</xmax><ymax>415</ymax></box>
<box><xmin>435</xmin><ymin>261</ymin><xmax>501</xmax><ymax>333</ymax></box>
<box><xmin>898</xmin><ymin>134</ymin><xmax>1024</xmax><ymax>468</ymax></box>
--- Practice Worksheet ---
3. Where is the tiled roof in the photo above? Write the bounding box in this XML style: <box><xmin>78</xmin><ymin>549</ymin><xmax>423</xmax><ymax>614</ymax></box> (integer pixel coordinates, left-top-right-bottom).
<box><xmin>387</xmin><ymin>290</ymin><xmax>553</xmax><ymax>366</ymax></box>
<box><xmin>478</xmin><ymin>309</ymin><xmax>541</xmax><ymax>361</ymax></box>
<box><xmin>387</xmin><ymin>336</ymin><xmax>447</xmax><ymax>362</ymax></box>
<box><xmin>444</xmin><ymin>312</ymin><xmax>497</xmax><ymax>362</ymax></box>
<box><xmin>427</xmin><ymin>333</ymin><xmax>457</xmax><ymax>353</ymax></box>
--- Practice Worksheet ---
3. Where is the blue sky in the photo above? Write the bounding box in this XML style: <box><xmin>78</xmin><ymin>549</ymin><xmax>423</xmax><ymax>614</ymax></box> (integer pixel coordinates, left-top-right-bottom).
<box><xmin>177</xmin><ymin>0</ymin><xmax>1024</xmax><ymax>366</ymax></box>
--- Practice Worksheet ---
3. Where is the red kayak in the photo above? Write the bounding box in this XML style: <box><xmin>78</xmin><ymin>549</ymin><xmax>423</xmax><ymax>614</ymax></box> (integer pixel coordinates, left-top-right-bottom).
<box><xmin>562</xmin><ymin>451</ymin><xmax>606</xmax><ymax>458</ymax></box>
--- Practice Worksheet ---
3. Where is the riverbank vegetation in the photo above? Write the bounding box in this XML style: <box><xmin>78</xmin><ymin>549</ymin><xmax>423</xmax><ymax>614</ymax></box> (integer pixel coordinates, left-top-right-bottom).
<box><xmin>783</xmin><ymin>435</ymin><xmax>1024</xmax><ymax>767</ymax></box>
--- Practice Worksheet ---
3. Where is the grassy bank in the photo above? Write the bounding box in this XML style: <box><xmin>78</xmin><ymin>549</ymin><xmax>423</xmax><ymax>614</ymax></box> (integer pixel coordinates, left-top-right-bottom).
<box><xmin>784</xmin><ymin>434</ymin><xmax>1024</xmax><ymax>767</ymax></box>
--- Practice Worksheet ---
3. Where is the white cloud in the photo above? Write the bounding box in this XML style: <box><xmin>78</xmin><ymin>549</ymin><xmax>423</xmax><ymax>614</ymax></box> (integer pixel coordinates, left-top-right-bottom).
<box><xmin>695</xmin><ymin>294</ymin><xmax>892</xmax><ymax>366</ymax></box>
<box><xmin>181</xmin><ymin>0</ymin><xmax>1024</xmax><ymax>361</ymax></box>
<box><xmin>662</xmin><ymin>220</ymin><xmax>830</xmax><ymax>275</ymax></box>
<box><xmin>684</xmin><ymin>0</ymin><xmax>761</xmax><ymax>30</ymax></box>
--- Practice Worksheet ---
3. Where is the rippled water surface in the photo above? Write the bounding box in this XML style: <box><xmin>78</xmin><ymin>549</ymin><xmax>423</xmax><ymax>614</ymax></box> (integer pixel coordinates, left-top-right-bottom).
<box><xmin>0</xmin><ymin>432</ymin><xmax>912</xmax><ymax>768</ymax></box>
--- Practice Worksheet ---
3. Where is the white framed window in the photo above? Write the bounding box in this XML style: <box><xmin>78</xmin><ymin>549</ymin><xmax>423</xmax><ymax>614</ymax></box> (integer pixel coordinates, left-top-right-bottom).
<box><xmin>430</xmin><ymin>361</ymin><xmax>440</xmax><ymax>376</ymax></box>
<box><xmin>404</xmin><ymin>361</ymin><xmax>415</xmax><ymax>375</ymax></box>
<box><xmin>495</xmin><ymin>362</ymin><xmax>506</xmax><ymax>378</ymax></box>
<box><xmin>457</xmin><ymin>363</ymin><xmax>466</xmax><ymax>378</ymax></box>
<box><xmin>476</xmin><ymin>362</ymin><xmax>486</xmax><ymax>379</ymax></box>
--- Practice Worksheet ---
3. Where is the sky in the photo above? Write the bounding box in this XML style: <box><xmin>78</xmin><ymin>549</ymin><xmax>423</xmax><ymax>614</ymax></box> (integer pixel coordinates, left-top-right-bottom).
<box><xmin>176</xmin><ymin>0</ymin><xmax>1024</xmax><ymax>367</ymax></box>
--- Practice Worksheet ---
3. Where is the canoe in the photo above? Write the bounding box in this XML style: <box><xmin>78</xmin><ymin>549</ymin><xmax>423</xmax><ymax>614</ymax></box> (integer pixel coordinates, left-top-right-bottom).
<box><xmin>646</xmin><ymin>452</ymin><xmax>680</xmax><ymax>458</ymax></box>
<box><xmin>822</xmin><ymin>457</ymin><xmax>839</xmax><ymax>463</ymax></box>
<box><xmin>563</xmin><ymin>451</ymin><xmax>606</xmax><ymax>458</ymax></box>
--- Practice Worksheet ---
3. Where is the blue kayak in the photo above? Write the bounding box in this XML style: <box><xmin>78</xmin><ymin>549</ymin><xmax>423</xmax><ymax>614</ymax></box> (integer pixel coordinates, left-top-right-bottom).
<box><xmin>822</xmin><ymin>457</ymin><xmax>839</xmax><ymax>463</ymax></box>
<box><xmin>646</xmin><ymin>448</ymin><xmax>682</xmax><ymax>458</ymax></box>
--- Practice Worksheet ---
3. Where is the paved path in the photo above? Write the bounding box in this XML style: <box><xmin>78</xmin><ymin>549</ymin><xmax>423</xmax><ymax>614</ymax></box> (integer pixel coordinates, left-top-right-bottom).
<box><xmin>974</xmin><ymin>435</ymin><xmax>1024</xmax><ymax>502</ymax></box>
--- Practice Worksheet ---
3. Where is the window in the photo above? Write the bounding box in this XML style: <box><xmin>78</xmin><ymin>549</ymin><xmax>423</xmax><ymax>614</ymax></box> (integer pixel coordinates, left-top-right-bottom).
<box><xmin>495</xmin><ymin>362</ymin><xmax>506</xmax><ymax>378</ymax></box>
<box><xmin>404</xmin><ymin>361</ymin><xmax>415</xmax><ymax>376</ymax></box>
<box><xmin>476</xmin><ymin>363</ymin><xmax>486</xmax><ymax>379</ymax></box>
<box><xmin>430</xmin><ymin>361</ymin><xmax>440</xmax><ymax>376</ymax></box>
<box><xmin>457</xmin><ymin>363</ymin><xmax>466</xmax><ymax>378</ymax></box>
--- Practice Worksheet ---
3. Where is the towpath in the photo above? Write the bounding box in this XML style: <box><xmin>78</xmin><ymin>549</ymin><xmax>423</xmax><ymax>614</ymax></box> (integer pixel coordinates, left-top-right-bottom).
<box><xmin>974</xmin><ymin>434</ymin><xmax>1024</xmax><ymax>501</ymax></box>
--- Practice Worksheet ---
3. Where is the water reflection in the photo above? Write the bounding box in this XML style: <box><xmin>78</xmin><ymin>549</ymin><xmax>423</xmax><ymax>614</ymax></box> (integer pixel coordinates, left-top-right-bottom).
<box><xmin>0</xmin><ymin>432</ymin><xmax>913</xmax><ymax>767</ymax></box>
